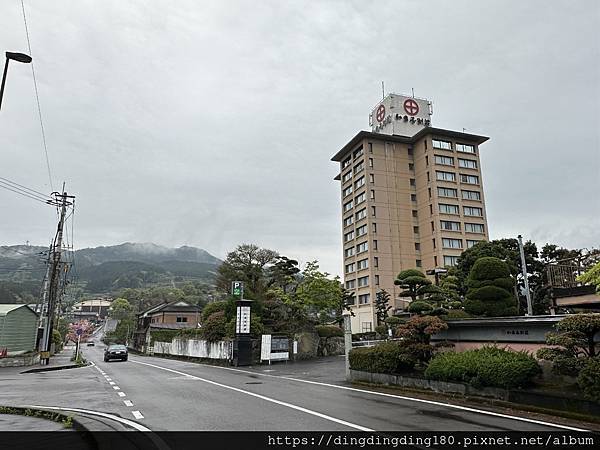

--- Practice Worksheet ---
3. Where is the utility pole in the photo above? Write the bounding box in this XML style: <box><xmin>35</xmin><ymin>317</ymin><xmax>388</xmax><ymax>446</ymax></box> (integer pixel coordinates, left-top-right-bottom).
<box><xmin>518</xmin><ymin>234</ymin><xmax>533</xmax><ymax>316</ymax></box>
<box><xmin>39</xmin><ymin>190</ymin><xmax>74</xmax><ymax>365</ymax></box>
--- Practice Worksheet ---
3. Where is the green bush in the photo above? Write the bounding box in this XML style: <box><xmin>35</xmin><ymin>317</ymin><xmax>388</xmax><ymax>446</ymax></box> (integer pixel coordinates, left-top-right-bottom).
<box><xmin>149</xmin><ymin>329</ymin><xmax>179</xmax><ymax>345</ymax></box>
<box><xmin>201</xmin><ymin>301</ymin><xmax>228</xmax><ymax>322</ymax></box>
<box><xmin>349</xmin><ymin>342</ymin><xmax>416</xmax><ymax>374</ymax></box>
<box><xmin>374</xmin><ymin>325</ymin><xmax>388</xmax><ymax>336</ymax></box>
<box><xmin>315</xmin><ymin>325</ymin><xmax>344</xmax><ymax>338</ymax></box>
<box><xmin>52</xmin><ymin>329</ymin><xmax>63</xmax><ymax>350</ymax></box>
<box><xmin>384</xmin><ymin>316</ymin><xmax>403</xmax><ymax>326</ymax></box>
<box><xmin>577</xmin><ymin>358</ymin><xmax>600</xmax><ymax>402</ymax></box>
<box><xmin>408</xmin><ymin>301</ymin><xmax>433</xmax><ymax>314</ymax></box>
<box><xmin>425</xmin><ymin>346</ymin><xmax>541</xmax><ymax>388</ymax></box>
<box><xmin>442</xmin><ymin>310</ymin><xmax>472</xmax><ymax>320</ymax></box>
<box><xmin>469</xmin><ymin>256</ymin><xmax>511</xmax><ymax>280</ymax></box>
<box><xmin>202</xmin><ymin>311</ymin><xmax>228</xmax><ymax>342</ymax></box>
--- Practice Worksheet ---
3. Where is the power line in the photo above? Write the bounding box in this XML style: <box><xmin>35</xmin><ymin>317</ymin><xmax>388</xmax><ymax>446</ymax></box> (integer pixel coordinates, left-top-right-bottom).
<box><xmin>0</xmin><ymin>180</ymin><xmax>49</xmax><ymax>204</ymax></box>
<box><xmin>20</xmin><ymin>0</ymin><xmax>54</xmax><ymax>191</ymax></box>
<box><xmin>0</xmin><ymin>175</ymin><xmax>48</xmax><ymax>197</ymax></box>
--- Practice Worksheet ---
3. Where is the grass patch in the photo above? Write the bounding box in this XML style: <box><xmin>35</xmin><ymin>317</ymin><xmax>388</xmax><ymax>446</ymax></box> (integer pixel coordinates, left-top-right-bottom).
<box><xmin>0</xmin><ymin>406</ymin><xmax>74</xmax><ymax>428</ymax></box>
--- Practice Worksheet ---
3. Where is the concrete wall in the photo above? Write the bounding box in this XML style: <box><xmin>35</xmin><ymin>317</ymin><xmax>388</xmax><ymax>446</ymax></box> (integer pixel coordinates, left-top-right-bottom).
<box><xmin>0</xmin><ymin>352</ymin><xmax>39</xmax><ymax>367</ymax></box>
<box><xmin>153</xmin><ymin>338</ymin><xmax>231</xmax><ymax>360</ymax></box>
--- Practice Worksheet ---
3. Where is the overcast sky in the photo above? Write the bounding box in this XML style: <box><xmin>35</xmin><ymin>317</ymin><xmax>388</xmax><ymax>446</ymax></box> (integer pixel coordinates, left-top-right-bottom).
<box><xmin>1</xmin><ymin>0</ymin><xmax>598</xmax><ymax>276</ymax></box>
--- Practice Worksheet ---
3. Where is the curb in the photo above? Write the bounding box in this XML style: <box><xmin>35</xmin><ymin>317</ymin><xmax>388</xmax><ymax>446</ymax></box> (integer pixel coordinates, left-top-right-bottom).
<box><xmin>0</xmin><ymin>405</ymin><xmax>90</xmax><ymax>432</ymax></box>
<box><xmin>21</xmin><ymin>362</ymin><xmax>91</xmax><ymax>374</ymax></box>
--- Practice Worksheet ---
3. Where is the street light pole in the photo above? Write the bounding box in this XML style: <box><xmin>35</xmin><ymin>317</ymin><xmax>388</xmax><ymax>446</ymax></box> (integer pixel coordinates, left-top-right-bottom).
<box><xmin>0</xmin><ymin>51</ymin><xmax>32</xmax><ymax>112</ymax></box>
<box><xmin>518</xmin><ymin>234</ymin><xmax>533</xmax><ymax>316</ymax></box>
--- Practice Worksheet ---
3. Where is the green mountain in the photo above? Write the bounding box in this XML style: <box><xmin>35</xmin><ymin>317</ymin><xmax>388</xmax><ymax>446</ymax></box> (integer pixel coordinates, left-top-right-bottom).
<box><xmin>0</xmin><ymin>243</ymin><xmax>221</xmax><ymax>300</ymax></box>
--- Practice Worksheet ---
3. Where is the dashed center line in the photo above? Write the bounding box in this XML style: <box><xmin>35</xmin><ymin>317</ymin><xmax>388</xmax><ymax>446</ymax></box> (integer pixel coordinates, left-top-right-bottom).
<box><xmin>113</xmin><ymin>386</ymin><xmax>120</xmax><ymax>390</ymax></box>
<box><xmin>117</xmin><ymin>392</ymin><xmax>126</xmax><ymax>397</ymax></box>
<box><xmin>132</xmin><ymin>410</ymin><xmax>144</xmax><ymax>420</ymax></box>
<box><xmin>109</xmin><ymin>381</ymin><xmax>115</xmax><ymax>385</ymax></box>
<box><xmin>124</xmin><ymin>400</ymin><xmax>134</xmax><ymax>407</ymax></box>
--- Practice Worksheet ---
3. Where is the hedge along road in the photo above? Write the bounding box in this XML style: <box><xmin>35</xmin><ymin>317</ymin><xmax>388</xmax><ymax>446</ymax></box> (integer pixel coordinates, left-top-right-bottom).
<box><xmin>82</xmin><ymin>345</ymin><xmax>586</xmax><ymax>432</ymax></box>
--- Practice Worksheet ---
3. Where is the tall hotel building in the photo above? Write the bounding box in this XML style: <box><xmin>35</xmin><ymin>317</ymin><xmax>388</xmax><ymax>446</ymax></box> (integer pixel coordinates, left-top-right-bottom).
<box><xmin>331</xmin><ymin>94</ymin><xmax>489</xmax><ymax>332</ymax></box>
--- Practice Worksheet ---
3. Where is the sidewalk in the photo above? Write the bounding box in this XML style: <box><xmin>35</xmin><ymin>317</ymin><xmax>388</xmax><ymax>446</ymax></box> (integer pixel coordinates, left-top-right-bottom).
<box><xmin>21</xmin><ymin>345</ymin><xmax>81</xmax><ymax>373</ymax></box>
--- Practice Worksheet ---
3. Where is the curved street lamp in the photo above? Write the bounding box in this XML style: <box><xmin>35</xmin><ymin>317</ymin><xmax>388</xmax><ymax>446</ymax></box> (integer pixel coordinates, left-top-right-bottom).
<box><xmin>0</xmin><ymin>51</ymin><xmax>33</xmax><ymax>112</ymax></box>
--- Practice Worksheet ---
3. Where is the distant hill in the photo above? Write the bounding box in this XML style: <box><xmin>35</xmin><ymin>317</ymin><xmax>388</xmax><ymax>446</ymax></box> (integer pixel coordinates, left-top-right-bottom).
<box><xmin>0</xmin><ymin>243</ymin><xmax>222</xmax><ymax>298</ymax></box>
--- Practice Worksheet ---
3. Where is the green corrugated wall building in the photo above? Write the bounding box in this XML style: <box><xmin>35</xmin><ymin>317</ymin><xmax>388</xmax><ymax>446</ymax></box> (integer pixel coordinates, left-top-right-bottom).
<box><xmin>0</xmin><ymin>304</ymin><xmax>38</xmax><ymax>355</ymax></box>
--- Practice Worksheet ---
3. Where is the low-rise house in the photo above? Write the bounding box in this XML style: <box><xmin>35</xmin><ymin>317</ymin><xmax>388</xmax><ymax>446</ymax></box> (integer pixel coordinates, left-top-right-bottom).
<box><xmin>133</xmin><ymin>301</ymin><xmax>201</xmax><ymax>351</ymax></box>
<box><xmin>72</xmin><ymin>298</ymin><xmax>112</xmax><ymax>320</ymax></box>
<box><xmin>0</xmin><ymin>304</ymin><xmax>38</xmax><ymax>356</ymax></box>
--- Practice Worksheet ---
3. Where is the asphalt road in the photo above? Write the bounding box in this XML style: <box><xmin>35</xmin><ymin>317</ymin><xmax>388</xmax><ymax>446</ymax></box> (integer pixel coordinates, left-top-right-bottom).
<box><xmin>0</xmin><ymin>341</ymin><xmax>589</xmax><ymax>432</ymax></box>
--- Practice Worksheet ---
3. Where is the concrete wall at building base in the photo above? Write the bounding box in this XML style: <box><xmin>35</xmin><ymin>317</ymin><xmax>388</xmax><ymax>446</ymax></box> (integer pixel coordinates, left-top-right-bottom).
<box><xmin>0</xmin><ymin>352</ymin><xmax>40</xmax><ymax>368</ymax></box>
<box><xmin>153</xmin><ymin>339</ymin><xmax>232</xmax><ymax>360</ymax></box>
<box><xmin>318</xmin><ymin>336</ymin><xmax>345</xmax><ymax>356</ymax></box>
<box><xmin>293</xmin><ymin>331</ymin><xmax>320</xmax><ymax>359</ymax></box>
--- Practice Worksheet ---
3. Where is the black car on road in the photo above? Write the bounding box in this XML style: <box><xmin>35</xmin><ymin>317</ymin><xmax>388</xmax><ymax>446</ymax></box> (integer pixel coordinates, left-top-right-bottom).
<box><xmin>104</xmin><ymin>344</ymin><xmax>128</xmax><ymax>362</ymax></box>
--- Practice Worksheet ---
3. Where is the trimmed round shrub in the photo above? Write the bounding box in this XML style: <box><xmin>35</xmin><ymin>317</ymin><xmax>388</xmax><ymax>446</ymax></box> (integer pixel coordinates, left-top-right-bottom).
<box><xmin>315</xmin><ymin>325</ymin><xmax>344</xmax><ymax>338</ymax></box>
<box><xmin>385</xmin><ymin>316</ymin><xmax>403</xmax><ymax>326</ymax></box>
<box><xmin>469</xmin><ymin>257</ymin><xmax>511</xmax><ymax>280</ymax></box>
<box><xmin>201</xmin><ymin>311</ymin><xmax>228</xmax><ymax>342</ymax></box>
<box><xmin>408</xmin><ymin>301</ymin><xmax>434</xmax><ymax>314</ymax></box>
<box><xmin>577</xmin><ymin>358</ymin><xmax>600</xmax><ymax>402</ymax></box>
<box><xmin>425</xmin><ymin>346</ymin><xmax>541</xmax><ymax>388</ymax></box>
<box><xmin>443</xmin><ymin>309</ymin><xmax>471</xmax><ymax>320</ymax></box>
<box><xmin>349</xmin><ymin>342</ymin><xmax>416</xmax><ymax>374</ymax></box>
<box><xmin>201</xmin><ymin>301</ymin><xmax>228</xmax><ymax>322</ymax></box>
<box><xmin>374</xmin><ymin>325</ymin><xmax>388</xmax><ymax>337</ymax></box>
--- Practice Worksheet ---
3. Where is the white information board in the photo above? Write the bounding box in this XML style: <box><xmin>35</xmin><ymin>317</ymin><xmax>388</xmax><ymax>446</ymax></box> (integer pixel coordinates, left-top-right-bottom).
<box><xmin>236</xmin><ymin>306</ymin><xmax>251</xmax><ymax>334</ymax></box>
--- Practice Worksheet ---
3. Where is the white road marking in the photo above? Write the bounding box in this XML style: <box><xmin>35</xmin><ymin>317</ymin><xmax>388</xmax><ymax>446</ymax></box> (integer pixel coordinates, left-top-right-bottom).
<box><xmin>118</xmin><ymin>392</ymin><xmax>127</xmax><ymax>397</ymax></box>
<box><xmin>25</xmin><ymin>405</ymin><xmax>150</xmax><ymax>431</ymax></box>
<box><xmin>130</xmin><ymin>360</ymin><xmax>372</xmax><ymax>431</ymax></box>
<box><xmin>132</xmin><ymin>410</ymin><xmax>144</xmax><ymax>419</ymax></box>
<box><xmin>124</xmin><ymin>400</ymin><xmax>134</xmax><ymax>407</ymax></box>
<box><xmin>109</xmin><ymin>381</ymin><xmax>115</xmax><ymax>385</ymax></box>
<box><xmin>113</xmin><ymin>386</ymin><xmax>120</xmax><ymax>390</ymax></box>
<box><xmin>180</xmin><ymin>362</ymin><xmax>589</xmax><ymax>432</ymax></box>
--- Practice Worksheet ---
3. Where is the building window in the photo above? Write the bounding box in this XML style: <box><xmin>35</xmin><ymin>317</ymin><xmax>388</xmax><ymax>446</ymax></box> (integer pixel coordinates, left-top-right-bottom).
<box><xmin>368</xmin><ymin>158</ymin><xmax>374</xmax><ymax>168</ymax></box>
<box><xmin>408</xmin><ymin>148</ymin><xmax>414</xmax><ymax>156</ymax></box>
<box><xmin>368</xmin><ymin>142</ymin><xmax>373</xmax><ymax>153</ymax></box>
<box><xmin>373</xmin><ymin>240</ymin><xmax>378</xmax><ymax>250</ymax></box>
<box><xmin>369</xmin><ymin>173</ymin><xmax>375</xmax><ymax>183</ymax></box>
<box><xmin>372</xmin><ymin>223</ymin><xmax>377</xmax><ymax>233</ymax></box>
<box><xmin>370</xmin><ymin>189</ymin><xmax>375</xmax><ymax>200</ymax></box>
<box><xmin>463</xmin><ymin>206</ymin><xmax>483</xmax><ymax>217</ymax></box>
<box><xmin>456</xmin><ymin>143</ymin><xmax>476</xmax><ymax>154</ymax></box>
<box><xmin>356</xmin><ymin>241</ymin><xmax>368</xmax><ymax>253</ymax></box>
<box><xmin>343</xmin><ymin>200</ymin><xmax>353</xmax><ymax>212</ymax></box>
<box><xmin>355</xmin><ymin>192</ymin><xmax>366</xmax><ymax>205</ymax></box>
<box><xmin>342</xmin><ymin>171</ymin><xmax>352</xmax><ymax>183</ymax></box>
<box><xmin>431</xmin><ymin>221</ymin><xmax>435</xmax><ymax>232</ymax></box>
<box><xmin>435</xmin><ymin>155</ymin><xmax>454</xmax><ymax>166</ymax></box>
<box><xmin>355</xmin><ymin>208</ymin><xmax>367</xmax><ymax>221</ymax></box>
<box><xmin>443</xmin><ymin>255</ymin><xmax>459</xmax><ymax>266</ymax></box>
<box><xmin>371</xmin><ymin>206</ymin><xmax>376</xmax><ymax>217</ymax></box>
<box><xmin>342</xmin><ymin>156</ymin><xmax>352</xmax><ymax>169</ymax></box>
<box><xmin>374</xmin><ymin>256</ymin><xmax>379</xmax><ymax>268</ymax></box>
<box><xmin>412</xmin><ymin>210</ymin><xmax>418</xmax><ymax>218</ymax></box>
<box><xmin>462</xmin><ymin>190</ymin><xmax>481</xmax><ymax>201</ymax></box>
<box><xmin>425</xmin><ymin>155</ymin><xmax>429</xmax><ymax>166</ymax></box>
<box><xmin>416</xmin><ymin>259</ymin><xmax>422</xmax><ymax>268</ymax></box>
<box><xmin>434</xmin><ymin>255</ymin><xmax>438</xmax><ymax>266</ymax></box>
<box><xmin>439</xmin><ymin>203</ymin><xmax>460</xmax><ymax>215</ymax></box>
<box><xmin>356</xmin><ymin>224</ymin><xmax>367</xmax><ymax>237</ymax></box>
<box><xmin>345</xmin><ymin>279</ymin><xmax>356</xmax><ymax>289</ymax></box>
<box><xmin>428</xmin><ymin>187</ymin><xmax>432</xmax><ymax>199</ymax></box>
<box><xmin>429</xmin><ymin>204</ymin><xmax>433</xmax><ymax>215</ymax></box>
<box><xmin>375</xmin><ymin>275</ymin><xmax>380</xmax><ymax>285</ymax></box>
<box><xmin>424</xmin><ymin>140</ymin><xmax>428</xmax><ymax>150</ymax></box>
<box><xmin>354</xmin><ymin>176</ymin><xmax>365</xmax><ymax>189</ymax></box>
<box><xmin>345</xmin><ymin>262</ymin><xmax>356</xmax><ymax>273</ymax></box>
<box><xmin>343</xmin><ymin>216</ymin><xmax>354</xmax><ymax>227</ymax></box>
<box><xmin>466</xmin><ymin>239</ymin><xmax>481</xmax><ymax>248</ymax></box>
<box><xmin>344</xmin><ymin>247</ymin><xmax>355</xmax><ymax>257</ymax></box>
<box><xmin>432</xmin><ymin>139</ymin><xmax>452</xmax><ymax>150</ymax></box>
<box><xmin>465</xmin><ymin>223</ymin><xmax>485</xmax><ymax>233</ymax></box>
<box><xmin>460</xmin><ymin>174</ymin><xmax>479</xmax><ymax>184</ymax></box>
<box><xmin>358</xmin><ymin>276</ymin><xmax>369</xmax><ymax>287</ymax></box>
<box><xmin>176</xmin><ymin>317</ymin><xmax>188</xmax><ymax>323</ymax></box>
<box><xmin>436</xmin><ymin>171</ymin><xmax>456</xmax><ymax>182</ymax></box>
<box><xmin>413</xmin><ymin>226</ymin><xmax>420</xmax><ymax>234</ymax></box>
<box><xmin>411</xmin><ymin>194</ymin><xmax>417</xmax><ymax>202</ymax></box>
<box><xmin>432</xmin><ymin>238</ymin><xmax>436</xmax><ymax>249</ymax></box>
<box><xmin>359</xmin><ymin>295</ymin><xmax>371</xmax><ymax>306</ymax></box>
<box><xmin>354</xmin><ymin>162</ymin><xmax>364</xmax><ymax>174</ymax></box>
<box><xmin>442</xmin><ymin>238</ymin><xmax>463</xmax><ymax>249</ymax></box>
<box><xmin>437</xmin><ymin>187</ymin><xmax>458</xmax><ymax>198</ymax></box>
<box><xmin>408</xmin><ymin>163</ymin><xmax>415</xmax><ymax>171</ymax></box>
<box><xmin>427</xmin><ymin>171</ymin><xmax>430</xmax><ymax>182</ymax></box>
<box><xmin>354</xmin><ymin>146</ymin><xmax>364</xmax><ymax>159</ymax></box>
<box><xmin>344</xmin><ymin>230</ymin><xmax>355</xmax><ymax>242</ymax></box>
<box><xmin>357</xmin><ymin>259</ymin><xmax>369</xmax><ymax>270</ymax></box>
<box><xmin>458</xmin><ymin>158</ymin><xmax>477</xmax><ymax>169</ymax></box>
<box><xmin>415</xmin><ymin>242</ymin><xmax>421</xmax><ymax>251</ymax></box>
<box><xmin>410</xmin><ymin>178</ymin><xmax>416</xmax><ymax>187</ymax></box>
<box><xmin>343</xmin><ymin>185</ymin><xmax>353</xmax><ymax>197</ymax></box>
<box><xmin>440</xmin><ymin>220</ymin><xmax>461</xmax><ymax>231</ymax></box>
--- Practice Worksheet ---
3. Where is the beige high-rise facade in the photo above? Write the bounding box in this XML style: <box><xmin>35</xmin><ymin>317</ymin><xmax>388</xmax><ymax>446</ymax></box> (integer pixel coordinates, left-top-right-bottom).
<box><xmin>332</xmin><ymin>94</ymin><xmax>489</xmax><ymax>332</ymax></box>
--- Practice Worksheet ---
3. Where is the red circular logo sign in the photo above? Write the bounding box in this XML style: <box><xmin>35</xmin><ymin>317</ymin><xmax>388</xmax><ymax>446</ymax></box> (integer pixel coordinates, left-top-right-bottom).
<box><xmin>403</xmin><ymin>98</ymin><xmax>419</xmax><ymax>116</ymax></box>
<box><xmin>376</xmin><ymin>104</ymin><xmax>386</xmax><ymax>122</ymax></box>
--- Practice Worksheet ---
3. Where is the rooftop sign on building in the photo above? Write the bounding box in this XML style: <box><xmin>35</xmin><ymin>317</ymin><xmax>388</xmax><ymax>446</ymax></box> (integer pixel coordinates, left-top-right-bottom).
<box><xmin>369</xmin><ymin>93</ymin><xmax>433</xmax><ymax>137</ymax></box>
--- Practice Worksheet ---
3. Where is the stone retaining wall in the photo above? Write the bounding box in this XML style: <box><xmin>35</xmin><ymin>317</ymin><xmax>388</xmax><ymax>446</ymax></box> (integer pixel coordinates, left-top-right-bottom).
<box><xmin>0</xmin><ymin>353</ymin><xmax>40</xmax><ymax>368</ymax></box>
